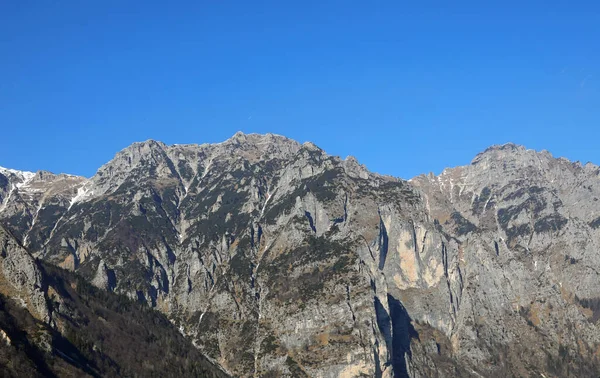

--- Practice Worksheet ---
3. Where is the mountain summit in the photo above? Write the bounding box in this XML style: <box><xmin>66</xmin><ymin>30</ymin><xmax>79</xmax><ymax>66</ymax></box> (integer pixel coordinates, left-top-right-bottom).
<box><xmin>1</xmin><ymin>133</ymin><xmax>600</xmax><ymax>377</ymax></box>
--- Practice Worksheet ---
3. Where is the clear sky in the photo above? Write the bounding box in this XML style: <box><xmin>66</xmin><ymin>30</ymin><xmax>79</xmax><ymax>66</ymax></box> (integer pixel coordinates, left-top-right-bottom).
<box><xmin>1</xmin><ymin>1</ymin><xmax>598</xmax><ymax>179</ymax></box>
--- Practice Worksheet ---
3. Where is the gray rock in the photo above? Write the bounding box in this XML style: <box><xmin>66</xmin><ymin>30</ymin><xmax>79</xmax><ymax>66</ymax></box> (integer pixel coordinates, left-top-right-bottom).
<box><xmin>0</xmin><ymin>225</ymin><xmax>49</xmax><ymax>323</ymax></box>
<box><xmin>2</xmin><ymin>134</ymin><xmax>600</xmax><ymax>377</ymax></box>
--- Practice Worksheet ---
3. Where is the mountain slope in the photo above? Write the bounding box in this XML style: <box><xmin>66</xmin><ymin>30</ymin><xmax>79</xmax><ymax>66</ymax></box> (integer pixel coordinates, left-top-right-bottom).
<box><xmin>0</xmin><ymin>225</ymin><xmax>227</xmax><ymax>377</ymax></box>
<box><xmin>409</xmin><ymin>144</ymin><xmax>600</xmax><ymax>376</ymax></box>
<box><xmin>1</xmin><ymin>134</ymin><xmax>600</xmax><ymax>377</ymax></box>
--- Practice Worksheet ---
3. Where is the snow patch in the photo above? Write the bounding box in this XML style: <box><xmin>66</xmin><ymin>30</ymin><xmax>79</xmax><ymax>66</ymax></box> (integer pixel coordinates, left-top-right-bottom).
<box><xmin>202</xmin><ymin>159</ymin><xmax>213</xmax><ymax>178</ymax></box>
<box><xmin>26</xmin><ymin>201</ymin><xmax>46</xmax><ymax>241</ymax></box>
<box><xmin>0</xmin><ymin>166</ymin><xmax>35</xmax><ymax>181</ymax></box>
<box><xmin>0</xmin><ymin>167</ymin><xmax>37</xmax><ymax>190</ymax></box>
<box><xmin>69</xmin><ymin>185</ymin><xmax>93</xmax><ymax>209</ymax></box>
<box><xmin>260</xmin><ymin>188</ymin><xmax>277</xmax><ymax>218</ymax></box>
<box><xmin>0</xmin><ymin>185</ymin><xmax>17</xmax><ymax>213</ymax></box>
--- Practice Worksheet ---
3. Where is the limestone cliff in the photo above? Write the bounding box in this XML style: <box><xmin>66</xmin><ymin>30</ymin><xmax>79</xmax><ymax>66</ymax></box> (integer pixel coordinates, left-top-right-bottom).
<box><xmin>1</xmin><ymin>134</ymin><xmax>599</xmax><ymax>377</ymax></box>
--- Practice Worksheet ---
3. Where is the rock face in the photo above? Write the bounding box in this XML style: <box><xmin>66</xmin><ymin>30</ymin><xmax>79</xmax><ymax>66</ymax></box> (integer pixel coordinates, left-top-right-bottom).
<box><xmin>0</xmin><ymin>167</ymin><xmax>87</xmax><ymax>252</ymax></box>
<box><xmin>0</xmin><ymin>226</ymin><xmax>50</xmax><ymax>323</ymax></box>
<box><xmin>409</xmin><ymin>144</ymin><xmax>600</xmax><ymax>377</ymax></box>
<box><xmin>1</xmin><ymin>135</ymin><xmax>600</xmax><ymax>377</ymax></box>
<box><xmin>0</xmin><ymin>225</ymin><xmax>228</xmax><ymax>377</ymax></box>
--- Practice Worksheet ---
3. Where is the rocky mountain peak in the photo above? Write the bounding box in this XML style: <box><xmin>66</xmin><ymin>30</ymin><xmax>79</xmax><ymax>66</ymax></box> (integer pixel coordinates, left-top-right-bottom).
<box><xmin>90</xmin><ymin>139</ymin><xmax>172</xmax><ymax>194</ymax></box>
<box><xmin>219</xmin><ymin>132</ymin><xmax>302</xmax><ymax>160</ymax></box>
<box><xmin>107</xmin><ymin>138</ymin><xmax>168</xmax><ymax>166</ymax></box>
<box><xmin>2</xmin><ymin>135</ymin><xmax>600</xmax><ymax>377</ymax></box>
<box><xmin>301</xmin><ymin>140</ymin><xmax>321</xmax><ymax>151</ymax></box>
<box><xmin>481</xmin><ymin>142</ymin><xmax>525</xmax><ymax>152</ymax></box>
<box><xmin>89</xmin><ymin>132</ymin><xmax>305</xmax><ymax>196</ymax></box>
<box><xmin>470</xmin><ymin>142</ymin><xmax>554</xmax><ymax>167</ymax></box>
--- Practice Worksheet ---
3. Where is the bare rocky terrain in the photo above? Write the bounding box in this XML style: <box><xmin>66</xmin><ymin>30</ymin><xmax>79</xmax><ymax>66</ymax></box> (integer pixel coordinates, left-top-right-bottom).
<box><xmin>0</xmin><ymin>225</ymin><xmax>227</xmax><ymax>377</ymax></box>
<box><xmin>1</xmin><ymin>133</ymin><xmax>600</xmax><ymax>377</ymax></box>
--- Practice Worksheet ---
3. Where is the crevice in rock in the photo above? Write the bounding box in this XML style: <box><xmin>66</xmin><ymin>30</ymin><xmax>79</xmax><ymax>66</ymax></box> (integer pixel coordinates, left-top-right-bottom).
<box><xmin>257</xmin><ymin>224</ymin><xmax>262</xmax><ymax>246</ymax></box>
<box><xmin>377</xmin><ymin>212</ymin><xmax>389</xmax><ymax>270</ymax></box>
<box><xmin>411</xmin><ymin>222</ymin><xmax>418</xmax><ymax>253</ymax></box>
<box><xmin>136</xmin><ymin>290</ymin><xmax>147</xmax><ymax>305</ymax></box>
<box><xmin>106</xmin><ymin>268</ymin><xmax>116</xmax><ymax>292</ymax></box>
<box><xmin>163</xmin><ymin>239</ymin><xmax>176</xmax><ymax>265</ymax></box>
<box><xmin>441</xmin><ymin>242</ymin><xmax>449</xmax><ymax>279</ymax></box>
<box><xmin>185</xmin><ymin>264</ymin><xmax>193</xmax><ymax>294</ymax></box>
<box><xmin>360</xmin><ymin>235</ymin><xmax>376</xmax><ymax>262</ymax></box>
<box><xmin>373</xmin><ymin>341</ymin><xmax>383</xmax><ymax>378</ymax></box>
<box><xmin>304</xmin><ymin>211</ymin><xmax>316</xmax><ymax>233</ymax></box>
<box><xmin>148</xmin><ymin>286</ymin><xmax>158</xmax><ymax>307</ymax></box>
<box><xmin>387</xmin><ymin>294</ymin><xmax>419</xmax><ymax>378</ymax></box>
<box><xmin>159</xmin><ymin>267</ymin><xmax>170</xmax><ymax>295</ymax></box>
<box><xmin>187</xmin><ymin>275</ymin><xmax>193</xmax><ymax>294</ymax></box>
<box><xmin>346</xmin><ymin>285</ymin><xmax>356</xmax><ymax>322</ymax></box>
<box><xmin>374</xmin><ymin>296</ymin><xmax>392</xmax><ymax>355</ymax></box>
<box><xmin>343</xmin><ymin>193</ymin><xmax>348</xmax><ymax>222</ymax></box>
<box><xmin>494</xmin><ymin>241</ymin><xmax>500</xmax><ymax>256</ymax></box>
<box><xmin>441</xmin><ymin>242</ymin><xmax>456</xmax><ymax>315</ymax></box>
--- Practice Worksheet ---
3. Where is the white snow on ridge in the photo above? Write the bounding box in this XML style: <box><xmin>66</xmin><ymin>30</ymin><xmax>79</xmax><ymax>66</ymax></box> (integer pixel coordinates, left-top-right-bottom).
<box><xmin>0</xmin><ymin>166</ymin><xmax>35</xmax><ymax>182</ymax></box>
<box><xmin>0</xmin><ymin>167</ymin><xmax>36</xmax><ymax>192</ymax></box>
<box><xmin>0</xmin><ymin>166</ymin><xmax>35</xmax><ymax>179</ymax></box>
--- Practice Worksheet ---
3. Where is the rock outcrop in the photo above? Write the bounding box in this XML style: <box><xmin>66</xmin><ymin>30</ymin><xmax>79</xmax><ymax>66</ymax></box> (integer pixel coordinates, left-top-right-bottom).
<box><xmin>0</xmin><ymin>226</ymin><xmax>50</xmax><ymax>323</ymax></box>
<box><xmin>0</xmin><ymin>225</ymin><xmax>228</xmax><ymax>377</ymax></box>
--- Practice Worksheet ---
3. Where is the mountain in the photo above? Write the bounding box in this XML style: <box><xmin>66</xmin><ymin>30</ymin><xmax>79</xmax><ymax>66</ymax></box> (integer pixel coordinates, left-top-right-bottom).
<box><xmin>1</xmin><ymin>133</ymin><xmax>600</xmax><ymax>377</ymax></box>
<box><xmin>0</xmin><ymin>225</ymin><xmax>227</xmax><ymax>377</ymax></box>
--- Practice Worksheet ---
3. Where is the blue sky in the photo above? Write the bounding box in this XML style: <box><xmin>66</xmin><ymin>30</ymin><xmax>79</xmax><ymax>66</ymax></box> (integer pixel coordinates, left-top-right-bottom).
<box><xmin>1</xmin><ymin>1</ymin><xmax>598</xmax><ymax>179</ymax></box>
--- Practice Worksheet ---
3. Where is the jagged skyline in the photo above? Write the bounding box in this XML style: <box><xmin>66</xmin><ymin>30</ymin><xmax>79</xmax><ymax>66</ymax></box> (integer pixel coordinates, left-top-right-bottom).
<box><xmin>2</xmin><ymin>130</ymin><xmax>600</xmax><ymax>376</ymax></box>
<box><xmin>1</xmin><ymin>3</ymin><xmax>598</xmax><ymax>179</ymax></box>
<box><xmin>1</xmin><ymin>132</ymin><xmax>597</xmax><ymax>182</ymax></box>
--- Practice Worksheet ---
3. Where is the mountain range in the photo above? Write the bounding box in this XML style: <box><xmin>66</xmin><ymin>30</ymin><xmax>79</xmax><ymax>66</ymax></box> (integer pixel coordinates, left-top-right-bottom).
<box><xmin>1</xmin><ymin>132</ymin><xmax>600</xmax><ymax>377</ymax></box>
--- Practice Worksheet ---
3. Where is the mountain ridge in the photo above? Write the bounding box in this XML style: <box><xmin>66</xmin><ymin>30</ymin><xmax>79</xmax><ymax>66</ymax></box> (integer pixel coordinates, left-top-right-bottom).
<box><xmin>1</xmin><ymin>133</ymin><xmax>600</xmax><ymax>377</ymax></box>
<box><xmin>6</xmin><ymin>133</ymin><xmax>593</xmax><ymax>183</ymax></box>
